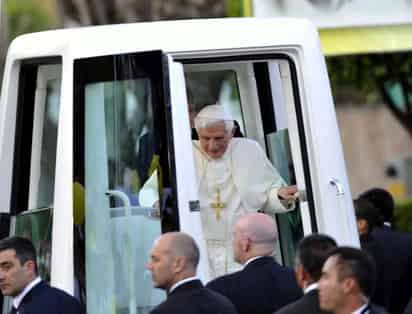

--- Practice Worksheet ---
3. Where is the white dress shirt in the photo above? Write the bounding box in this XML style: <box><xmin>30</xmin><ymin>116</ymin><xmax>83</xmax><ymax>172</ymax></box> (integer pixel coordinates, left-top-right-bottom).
<box><xmin>169</xmin><ymin>276</ymin><xmax>199</xmax><ymax>294</ymax></box>
<box><xmin>303</xmin><ymin>282</ymin><xmax>319</xmax><ymax>294</ymax></box>
<box><xmin>352</xmin><ymin>303</ymin><xmax>369</xmax><ymax>314</ymax></box>
<box><xmin>243</xmin><ymin>256</ymin><xmax>265</xmax><ymax>269</ymax></box>
<box><xmin>12</xmin><ymin>277</ymin><xmax>42</xmax><ymax>309</ymax></box>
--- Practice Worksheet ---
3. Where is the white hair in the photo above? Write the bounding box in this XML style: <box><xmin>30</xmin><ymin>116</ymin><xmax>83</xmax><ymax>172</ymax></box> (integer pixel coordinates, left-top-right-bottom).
<box><xmin>194</xmin><ymin>104</ymin><xmax>234</xmax><ymax>133</ymax></box>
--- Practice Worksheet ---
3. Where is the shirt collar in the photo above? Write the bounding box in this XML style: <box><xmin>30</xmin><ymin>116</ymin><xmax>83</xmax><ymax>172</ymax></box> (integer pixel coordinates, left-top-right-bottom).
<box><xmin>243</xmin><ymin>256</ymin><xmax>264</xmax><ymax>268</ymax></box>
<box><xmin>169</xmin><ymin>276</ymin><xmax>199</xmax><ymax>294</ymax></box>
<box><xmin>13</xmin><ymin>277</ymin><xmax>41</xmax><ymax>309</ymax></box>
<box><xmin>352</xmin><ymin>303</ymin><xmax>369</xmax><ymax>314</ymax></box>
<box><xmin>304</xmin><ymin>282</ymin><xmax>318</xmax><ymax>294</ymax></box>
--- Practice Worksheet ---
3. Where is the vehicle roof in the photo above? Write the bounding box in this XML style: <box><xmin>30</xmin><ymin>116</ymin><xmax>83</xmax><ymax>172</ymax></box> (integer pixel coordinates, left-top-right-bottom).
<box><xmin>7</xmin><ymin>18</ymin><xmax>319</xmax><ymax>60</ymax></box>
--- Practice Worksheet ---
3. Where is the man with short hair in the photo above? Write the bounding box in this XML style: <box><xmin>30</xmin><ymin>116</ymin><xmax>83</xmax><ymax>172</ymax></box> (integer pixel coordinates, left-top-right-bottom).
<box><xmin>193</xmin><ymin>104</ymin><xmax>298</xmax><ymax>277</ymax></box>
<box><xmin>358</xmin><ymin>188</ymin><xmax>412</xmax><ymax>313</ymax></box>
<box><xmin>353</xmin><ymin>198</ymin><xmax>391</xmax><ymax>310</ymax></box>
<box><xmin>0</xmin><ymin>236</ymin><xmax>83</xmax><ymax>314</ymax></box>
<box><xmin>275</xmin><ymin>234</ymin><xmax>337</xmax><ymax>314</ymax></box>
<box><xmin>146</xmin><ymin>232</ymin><xmax>238</xmax><ymax>314</ymax></box>
<box><xmin>358</xmin><ymin>188</ymin><xmax>393</xmax><ymax>229</ymax></box>
<box><xmin>318</xmin><ymin>247</ymin><xmax>387</xmax><ymax>314</ymax></box>
<box><xmin>206</xmin><ymin>213</ymin><xmax>302</xmax><ymax>314</ymax></box>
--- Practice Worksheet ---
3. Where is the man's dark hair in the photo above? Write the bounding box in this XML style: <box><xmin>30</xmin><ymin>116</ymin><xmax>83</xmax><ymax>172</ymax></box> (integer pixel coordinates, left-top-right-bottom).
<box><xmin>296</xmin><ymin>234</ymin><xmax>337</xmax><ymax>281</ymax></box>
<box><xmin>358</xmin><ymin>188</ymin><xmax>394</xmax><ymax>224</ymax></box>
<box><xmin>354</xmin><ymin>198</ymin><xmax>382</xmax><ymax>232</ymax></box>
<box><xmin>0</xmin><ymin>236</ymin><xmax>38</xmax><ymax>273</ymax></box>
<box><xmin>328</xmin><ymin>246</ymin><xmax>376</xmax><ymax>298</ymax></box>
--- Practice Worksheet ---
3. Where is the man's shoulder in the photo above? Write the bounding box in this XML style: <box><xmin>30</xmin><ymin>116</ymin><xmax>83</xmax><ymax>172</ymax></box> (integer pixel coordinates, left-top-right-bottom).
<box><xmin>204</xmin><ymin>287</ymin><xmax>238</xmax><ymax>309</ymax></box>
<box><xmin>256</xmin><ymin>256</ymin><xmax>294</xmax><ymax>276</ymax></box>
<box><xmin>206</xmin><ymin>270</ymin><xmax>242</xmax><ymax>291</ymax></box>
<box><xmin>38</xmin><ymin>283</ymin><xmax>77</xmax><ymax>300</ymax></box>
<box><xmin>275</xmin><ymin>291</ymin><xmax>327</xmax><ymax>314</ymax></box>
<box><xmin>274</xmin><ymin>297</ymin><xmax>306</xmax><ymax>314</ymax></box>
<box><xmin>152</xmin><ymin>286</ymin><xmax>237</xmax><ymax>314</ymax></box>
<box><xmin>29</xmin><ymin>282</ymin><xmax>82</xmax><ymax>312</ymax></box>
<box><xmin>370</xmin><ymin>303</ymin><xmax>389</xmax><ymax>314</ymax></box>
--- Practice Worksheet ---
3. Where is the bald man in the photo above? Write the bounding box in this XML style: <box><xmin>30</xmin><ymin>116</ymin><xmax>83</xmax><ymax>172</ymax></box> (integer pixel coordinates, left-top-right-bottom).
<box><xmin>206</xmin><ymin>213</ymin><xmax>302</xmax><ymax>314</ymax></box>
<box><xmin>146</xmin><ymin>232</ymin><xmax>238</xmax><ymax>314</ymax></box>
<box><xmin>193</xmin><ymin>104</ymin><xmax>298</xmax><ymax>277</ymax></box>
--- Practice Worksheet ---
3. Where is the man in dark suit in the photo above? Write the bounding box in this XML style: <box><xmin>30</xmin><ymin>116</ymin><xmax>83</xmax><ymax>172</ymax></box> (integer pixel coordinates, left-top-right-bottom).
<box><xmin>405</xmin><ymin>298</ymin><xmax>412</xmax><ymax>314</ymax></box>
<box><xmin>358</xmin><ymin>188</ymin><xmax>412</xmax><ymax>314</ymax></box>
<box><xmin>275</xmin><ymin>234</ymin><xmax>337</xmax><ymax>314</ymax></box>
<box><xmin>319</xmin><ymin>247</ymin><xmax>388</xmax><ymax>314</ymax></box>
<box><xmin>354</xmin><ymin>198</ymin><xmax>392</xmax><ymax>310</ymax></box>
<box><xmin>0</xmin><ymin>236</ymin><xmax>83</xmax><ymax>314</ymax></box>
<box><xmin>206</xmin><ymin>213</ymin><xmax>302</xmax><ymax>314</ymax></box>
<box><xmin>358</xmin><ymin>188</ymin><xmax>393</xmax><ymax>230</ymax></box>
<box><xmin>146</xmin><ymin>232</ymin><xmax>237</xmax><ymax>314</ymax></box>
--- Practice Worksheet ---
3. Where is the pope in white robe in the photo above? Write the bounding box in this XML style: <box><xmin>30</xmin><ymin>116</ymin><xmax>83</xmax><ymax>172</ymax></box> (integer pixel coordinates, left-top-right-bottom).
<box><xmin>193</xmin><ymin>105</ymin><xmax>298</xmax><ymax>278</ymax></box>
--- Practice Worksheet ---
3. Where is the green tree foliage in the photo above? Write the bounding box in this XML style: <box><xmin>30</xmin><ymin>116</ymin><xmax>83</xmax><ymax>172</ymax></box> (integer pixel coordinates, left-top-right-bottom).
<box><xmin>225</xmin><ymin>0</ymin><xmax>245</xmax><ymax>17</ymax></box>
<box><xmin>7</xmin><ymin>0</ymin><xmax>55</xmax><ymax>41</ymax></box>
<box><xmin>326</xmin><ymin>52</ymin><xmax>412</xmax><ymax>104</ymax></box>
<box><xmin>394</xmin><ymin>198</ymin><xmax>412</xmax><ymax>232</ymax></box>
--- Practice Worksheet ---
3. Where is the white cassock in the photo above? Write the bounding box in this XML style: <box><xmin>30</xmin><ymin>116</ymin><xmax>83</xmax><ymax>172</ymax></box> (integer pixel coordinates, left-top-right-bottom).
<box><xmin>193</xmin><ymin>138</ymin><xmax>293</xmax><ymax>278</ymax></box>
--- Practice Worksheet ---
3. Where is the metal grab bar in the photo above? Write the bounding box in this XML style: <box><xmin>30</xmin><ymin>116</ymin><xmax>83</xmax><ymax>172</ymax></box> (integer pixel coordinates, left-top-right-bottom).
<box><xmin>105</xmin><ymin>190</ymin><xmax>158</xmax><ymax>218</ymax></box>
<box><xmin>330</xmin><ymin>178</ymin><xmax>345</xmax><ymax>196</ymax></box>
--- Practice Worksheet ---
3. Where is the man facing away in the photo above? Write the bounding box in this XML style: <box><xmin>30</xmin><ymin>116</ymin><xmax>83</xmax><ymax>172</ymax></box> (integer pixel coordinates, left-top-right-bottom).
<box><xmin>275</xmin><ymin>234</ymin><xmax>337</xmax><ymax>314</ymax></box>
<box><xmin>358</xmin><ymin>188</ymin><xmax>412</xmax><ymax>314</ymax></box>
<box><xmin>193</xmin><ymin>104</ymin><xmax>298</xmax><ymax>277</ymax></box>
<box><xmin>146</xmin><ymin>232</ymin><xmax>238</xmax><ymax>314</ymax></box>
<box><xmin>318</xmin><ymin>246</ymin><xmax>387</xmax><ymax>314</ymax></box>
<box><xmin>0</xmin><ymin>236</ymin><xmax>83</xmax><ymax>314</ymax></box>
<box><xmin>354</xmin><ymin>198</ymin><xmax>392</xmax><ymax>311</ymax></box>
<box><xmin>206</xmin><ymin>213</ymin><xmax>302</xmax><ymax>314</ymax></box>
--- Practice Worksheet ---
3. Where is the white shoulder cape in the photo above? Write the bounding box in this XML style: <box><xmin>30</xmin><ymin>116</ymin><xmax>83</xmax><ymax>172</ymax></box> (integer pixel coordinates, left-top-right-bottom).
<box><xmin>193</xmin><ymin>138</ymin><xmax>292</xmax><ymax>213</ymax></box>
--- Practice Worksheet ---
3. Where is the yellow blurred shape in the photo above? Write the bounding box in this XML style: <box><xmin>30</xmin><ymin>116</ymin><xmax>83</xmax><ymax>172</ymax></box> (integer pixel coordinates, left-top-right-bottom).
<box><xmin>388</xmin><ymin>181</ymin><xmax>406</xmax><ymax>200</ymax></box>
<box><xmin>73</xmin><ymin>181</ymin><xmax>85</xmax><ymax>225</ymax></box>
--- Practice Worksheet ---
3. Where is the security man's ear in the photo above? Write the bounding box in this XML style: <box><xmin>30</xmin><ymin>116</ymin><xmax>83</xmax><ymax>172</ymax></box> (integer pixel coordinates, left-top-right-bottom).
<box><xmin>342</xmin><ymin>276</ymin><xmax>357</xmax><ymax>295</ymax></box>
<box><xmin>173</xmin><ymin>256</ymin><xmax>186</xmax><ymax>274</ymax></box>
<box><xmin>356</xmin><ymin>218</ymin><xmax>368</xmax><ymax>235</ymax></box>
<box><xmin>23</xmin><ymin>260</ymin><xmax>37</xmax><ymax>276</ymax></box>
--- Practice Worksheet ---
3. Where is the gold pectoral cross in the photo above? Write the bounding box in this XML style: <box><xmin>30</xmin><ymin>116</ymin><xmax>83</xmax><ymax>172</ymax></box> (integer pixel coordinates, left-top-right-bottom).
<box><xmin>210</xmin><ymin>188</ymin><xmax>226</xmax><ymax>221</ymax></box>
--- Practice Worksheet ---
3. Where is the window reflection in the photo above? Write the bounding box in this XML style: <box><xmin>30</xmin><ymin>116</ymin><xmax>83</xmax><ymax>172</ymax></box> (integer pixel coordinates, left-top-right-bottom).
<box><xmin>82</xmin><ymin>73</ymin><xmax>164</xmax><ymax>314</ymax></box>
<box><xmin>14</xmin><ymin>210</ymin><xmax>52</xmax><ymax>282</ymax></box>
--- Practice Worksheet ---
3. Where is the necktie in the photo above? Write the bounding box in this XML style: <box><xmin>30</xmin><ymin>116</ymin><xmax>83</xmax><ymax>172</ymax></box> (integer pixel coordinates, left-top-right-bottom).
<box><xmin>9</xmin><ymin>306</ymin><xmax>17</xmax><ymax>314</ymax></box>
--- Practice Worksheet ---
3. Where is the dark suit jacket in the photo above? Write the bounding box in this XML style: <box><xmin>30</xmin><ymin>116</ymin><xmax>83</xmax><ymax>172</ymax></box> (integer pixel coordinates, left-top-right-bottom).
<box><xmin>360</xmin><ymin>233</ymin><xmax>392</xmax><ymax>310</ymax></box>
<box><xmin>274</xmin><ymin>289</ymin><xmax>331</xmax><ymax>314</ymax></box>
<box><xmin>150</xmin><ymin>279</ymin><xmax>237</xmax><ymax>314</ymax></box>
<box><xmin>371</xmin><ymin>227</ymin><xmax>412</xmax><ymax>314</ymax></box>
<box><xmin>404</xmin><ymin>298</ymin><xmax>412</xmax><ymax>314</ymax></box>
<box><xmin>369</xmin><ymin>303</ymin><xmax>389</xmax><ymax>314</ymax></box>
<box><xmin>15</xmin><ymin>281</ymin><xmax>83</xmax><ymax>314</ymax></box>
<box><xmin>206</xmin><ymin>256</ymin><xmax>302</xmax><ymax>314</ymax></box>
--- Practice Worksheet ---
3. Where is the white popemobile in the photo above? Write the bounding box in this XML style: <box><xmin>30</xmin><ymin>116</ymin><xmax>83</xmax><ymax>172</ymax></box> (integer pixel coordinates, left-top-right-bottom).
<box><xmin>0</xmin><ymin>18</ymin><xmax>359</xmax><ymax>314</ymax></box>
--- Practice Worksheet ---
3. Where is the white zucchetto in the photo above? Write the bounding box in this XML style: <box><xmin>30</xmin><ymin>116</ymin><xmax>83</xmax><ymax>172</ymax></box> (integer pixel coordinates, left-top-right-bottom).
<box><xmin>194</xmin><ymin>105</ymin><xmax>234</xmax><ymax>131</ymax></box>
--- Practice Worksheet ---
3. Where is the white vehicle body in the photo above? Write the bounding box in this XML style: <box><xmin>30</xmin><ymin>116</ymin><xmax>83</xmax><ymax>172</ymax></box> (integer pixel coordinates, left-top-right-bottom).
<box><xmin>0</xmin><ymin>18</ymin><xmax>358</xmax><ymax>314</ymax></box>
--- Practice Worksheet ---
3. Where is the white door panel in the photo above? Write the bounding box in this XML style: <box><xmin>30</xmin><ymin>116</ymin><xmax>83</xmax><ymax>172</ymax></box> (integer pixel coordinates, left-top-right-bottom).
<box><xmin>167</xmin><ymin>57</ymin><xmax>211</xmax><ymax>282</ymax></box>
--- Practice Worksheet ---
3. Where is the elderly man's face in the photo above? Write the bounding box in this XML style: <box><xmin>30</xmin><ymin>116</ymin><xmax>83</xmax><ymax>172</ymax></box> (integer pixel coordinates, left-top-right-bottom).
<box><xmin>198</xmin><ymin>123</ymin><xmax>233</xmax><ymax>159</ymax></box>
